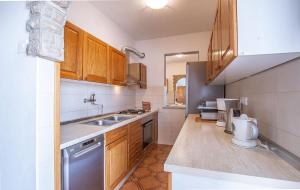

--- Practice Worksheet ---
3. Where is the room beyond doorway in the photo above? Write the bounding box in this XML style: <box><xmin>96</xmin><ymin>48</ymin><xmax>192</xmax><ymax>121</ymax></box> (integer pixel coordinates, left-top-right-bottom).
<box><xmin>164</xmin><ymin>51</ymin><xmax>199</xmax><ymax>106</ymax></box>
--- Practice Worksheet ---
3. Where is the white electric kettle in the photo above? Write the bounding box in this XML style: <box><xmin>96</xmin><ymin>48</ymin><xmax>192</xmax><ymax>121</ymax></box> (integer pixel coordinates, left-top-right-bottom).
<box><xmin>232</xmin><ymin>114</ymin><xmax>258</xmax><ymax>148</ymax></box>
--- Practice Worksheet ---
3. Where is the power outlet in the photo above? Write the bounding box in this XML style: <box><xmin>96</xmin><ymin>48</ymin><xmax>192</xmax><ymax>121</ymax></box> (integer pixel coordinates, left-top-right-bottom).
<box><xmin>240</xmin><ymin>97</ymin><xmax>248</xmax><ymax>106</ymax></box>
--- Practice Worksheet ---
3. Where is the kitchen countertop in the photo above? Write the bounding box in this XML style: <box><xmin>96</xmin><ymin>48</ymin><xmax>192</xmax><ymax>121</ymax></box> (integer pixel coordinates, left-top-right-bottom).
<box><xmin>60</xmin><ymin>110</ymin><xmax>158</xmax><ymax>149</ymax></box>
<box><xmin>162</xmin><ymin>104</ymin><xmax>186</xmax><ymax>110</ymax></box>
<box><xmin>164</xmin><ymin>114</ymin><xmax>300</xmax><ymax>188</ymax></box>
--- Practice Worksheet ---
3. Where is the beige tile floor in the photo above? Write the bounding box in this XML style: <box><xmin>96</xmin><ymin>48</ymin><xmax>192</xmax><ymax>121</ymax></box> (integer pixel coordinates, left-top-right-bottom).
<box><xmin>121</xmin><ymin>144</ymin><xmax>172</xmax><ymax>190</ymax></box>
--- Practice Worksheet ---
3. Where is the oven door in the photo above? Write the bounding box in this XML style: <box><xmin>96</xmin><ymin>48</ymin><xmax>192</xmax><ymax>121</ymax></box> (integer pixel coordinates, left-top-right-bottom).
<box><xmin>143</xmin><ymin>120</ymin><xmax>153</xmax><ymax>148</ymax></box>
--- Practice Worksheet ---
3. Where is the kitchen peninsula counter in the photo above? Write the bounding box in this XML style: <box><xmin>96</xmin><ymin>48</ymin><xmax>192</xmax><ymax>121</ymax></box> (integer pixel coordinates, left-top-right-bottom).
<box><xmin>164</xmin><ymin>114</ymin><xmax>300</xmax><ymax>189</ymax></box>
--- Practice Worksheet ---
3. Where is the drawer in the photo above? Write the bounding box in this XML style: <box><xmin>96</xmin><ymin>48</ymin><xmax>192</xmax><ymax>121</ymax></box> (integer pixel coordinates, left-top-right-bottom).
<box><xmin>128</xmin><ymin>120</ymin><xmax>141</xmax><ymax>127</ymax></box>
<box><xmin>105</xmin><ymin>126</ymin><xmax>128</xmax><ymax>146</ymax></box>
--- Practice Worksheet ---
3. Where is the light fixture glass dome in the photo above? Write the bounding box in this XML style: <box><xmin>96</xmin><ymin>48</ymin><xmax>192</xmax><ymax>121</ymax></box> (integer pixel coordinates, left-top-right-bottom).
<box><xmin>146</xmin><ymin>0</ymin><xmax>169</xmax><ymax>9</ymax></box>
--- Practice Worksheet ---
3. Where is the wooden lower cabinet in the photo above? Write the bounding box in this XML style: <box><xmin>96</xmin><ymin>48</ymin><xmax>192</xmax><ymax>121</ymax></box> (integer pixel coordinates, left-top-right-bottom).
<box><xmin>128</xmin><ymin>121</ymin><xmax>143</xmax><ymax>170</ymax></box>
<box><xmin>152</xmin><ymin>112</ymin><xmax>158</xmax><ymax>143</ymax></box>
<box><xmin>105</xmin><ymin>112</ymin><xmax>159</xmax><ymax>189</ymax></box>
<box><xmin>105</xmin><ymin>135</ymin><xmax>128</xmax><ymax>190</ymax></box>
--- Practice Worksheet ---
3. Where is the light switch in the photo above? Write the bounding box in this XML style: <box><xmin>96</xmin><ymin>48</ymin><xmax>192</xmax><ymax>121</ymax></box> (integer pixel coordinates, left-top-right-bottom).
<box><xmin>17</xmin><ymin>40</ymin><xmax>28</xmax><ymax>54</ymax></box>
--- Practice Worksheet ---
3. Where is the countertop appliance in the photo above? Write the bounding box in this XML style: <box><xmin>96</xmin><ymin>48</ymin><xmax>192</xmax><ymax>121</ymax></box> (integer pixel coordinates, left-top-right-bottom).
<box><xmin>141</xmin><ymin>115</ymin><xmax>153</xmax><ymax>148</ymax></box>
<box><xmin>186</xmin><ymin>62</ymin><xmax>224</xmax><ymax>116</ymax></box>
<box><xmin>197</xmin><ymin>101</ymin><xmax>218</xmax><ymax>120</ymax></box>
<box><xmin>62</xmin><ymin>135</ymin><xmax>104</xmax><ymax>190</ymax></box>
<box><xmin>216</xmin><ymin>98</ymin><xmax>240</xmax><ymax>133</ymax></box>
<box><xmin>232</xmin><ymin>114</ymin><xmax>258</xmax><ymax>148</ymax></box>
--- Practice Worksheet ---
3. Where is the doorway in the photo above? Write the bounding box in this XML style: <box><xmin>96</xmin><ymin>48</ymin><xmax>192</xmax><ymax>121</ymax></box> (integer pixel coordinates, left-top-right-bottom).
<box><xmin>164</xmin><ymin>51</ymin><xmax>199</xmax><ymax>106</ymax></box>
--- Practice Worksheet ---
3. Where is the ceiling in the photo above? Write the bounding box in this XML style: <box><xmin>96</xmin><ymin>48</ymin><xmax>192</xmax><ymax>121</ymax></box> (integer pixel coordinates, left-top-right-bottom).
<box><xmin>166</xmin><ymin>53</ymin><xmax>199</xmax><ymax>64</ymax></box>
<box><xmin>92</xmin><ymin>0</ymin><xmax>217</xmax><ymax>40</ymax></box>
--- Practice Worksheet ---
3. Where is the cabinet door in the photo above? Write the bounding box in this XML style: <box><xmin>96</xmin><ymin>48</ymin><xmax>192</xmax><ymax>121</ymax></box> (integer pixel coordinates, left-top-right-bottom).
<box><xmin>152</xmin><ymin>112</ymin><xmax>158</xmax><ymax>143</ymax></box>
<box><xmin>110</xmin><ymin>47</ymin><xmax>127</xmax><ymax>86</ymax></box>
<box><xmin>212</xmin><ymin>9</ymin><xmax>221</xmax><ymax>77</ymax></box>
<box><xmin>140</xmin><ymin>64</ymin><xmax>147</xmax><ymax>89</ymax></box>
<box><xmin>105</xmin><ymin>136</ymin><xmax>128</xmax><ymax>190</ymax></box>
<box><xmin>206</xmin><ymin>39</ymin><xmax>213</xmax><ymax>82</ymax></box>
<box><xmin>128</xmin><ymin>121</ymin><xmax>143</xmax><ymax>169</ymax></box>
<box><xmin>60</xmin><ymin>22</ymin><xmax>83</xmax><ymax>80</ymax></box>
<box><xmin>83</xmin><ymin>33</ymin><xmax>109</xmax><ymax>83</ymax></box>
<box><xmin>220</xmin><ymin>0</ymin><xmax>237</xmax><ymax>67</ymax></box>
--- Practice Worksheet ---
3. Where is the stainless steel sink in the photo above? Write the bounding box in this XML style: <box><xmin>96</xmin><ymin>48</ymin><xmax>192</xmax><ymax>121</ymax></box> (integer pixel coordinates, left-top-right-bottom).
<box><xmin>83</xmin><ymin>120</ymin><xmax>117</xmax><ymax>126</ymax></box>
<box><xmin>82</xmin><ymin>115</ymin><xmax>135</xmax><ymax>126</ymax></box>
<box><xmin>104</xmin><ymin>115</ymin><xmax>134</xmax><ymax>122</ymax></box>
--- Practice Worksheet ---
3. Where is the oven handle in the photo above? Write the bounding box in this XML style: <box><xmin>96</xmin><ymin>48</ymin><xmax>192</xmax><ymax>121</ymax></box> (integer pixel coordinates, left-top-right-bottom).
<box><xmin>142</xmin><ymin>120</ymin><xmax>153</xmax><ymax>127</ymax></box>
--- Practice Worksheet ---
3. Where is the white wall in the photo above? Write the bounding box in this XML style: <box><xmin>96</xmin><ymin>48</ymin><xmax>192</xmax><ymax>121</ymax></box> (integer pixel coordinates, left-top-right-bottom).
<box><xmin>237</xmin><ymin>0</ymin><xmax>300</xmax><ymax>55</ymax></box>
<box><xmin>166</xmin><ymin>62</ymin><xmax>187</xmax><ymax>79</ymax></box>
<box><xmin>67</xmin><ymin>2</ymin><xmax>135</xmax><ymax>50</ymax></box>
<box><xmin>0</xmin><ymin>3</ymin><xmax>36</xmax><ymax>189</ymax></box>
<box><xmin>134</xmin><ymin>32</ymin><xmax>210</xmax><ymax>145</ymax></box>
<box><xmin>135</xmin><ymin>32</ymin><xmax>210</xmax><ymax>87</ymax></box>
<box><xmin>158</xmin><ymin>108</ymin><xmax>186</xmax><ymax>145</ymax></box>
<box><xmin>226</xmin><ymin>58</ymin><xmax>300</xmax><ymax>157</ymax></box>
<box><xmin>0</xmin><ymin>2</ymin><xmax>56</xmax><ymax>190</ymax></box>
<box><xmin>60</xmin><ymin>2</ymin><xmax>138</xmax><ymax>122</ymax></box>
<box><xmin>171</xmin><ymin>173</ymin><xmax>297</xmax><ymax>189</ymax></box>
<box><xmin>36</xmin><ymin>59</ymin><xmax>56</xmax><ymax>190</ymax></box>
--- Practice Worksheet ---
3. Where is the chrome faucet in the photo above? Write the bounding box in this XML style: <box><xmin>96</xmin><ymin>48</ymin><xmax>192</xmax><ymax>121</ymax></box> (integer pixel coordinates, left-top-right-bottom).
<box><xmin>84</xmin><ymin>93</ymin><xmax>97</xmax><ymax>104</ymax></box>
<box><xmin>84</xmin><ymin>93</ymin><xmax>104</xmax><ymax>114</ymax></box>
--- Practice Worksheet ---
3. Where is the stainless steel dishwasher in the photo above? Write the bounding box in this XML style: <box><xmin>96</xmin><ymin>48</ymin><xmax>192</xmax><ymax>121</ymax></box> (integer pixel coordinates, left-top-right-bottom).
<box><xmin>62</xmin><ymin>135</ymin><xmax>104</xmax><ymax>190</ymax></box>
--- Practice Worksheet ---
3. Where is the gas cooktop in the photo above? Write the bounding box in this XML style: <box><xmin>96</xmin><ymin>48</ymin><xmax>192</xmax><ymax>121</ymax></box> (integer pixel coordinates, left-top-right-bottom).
<box><xmin>119</xmin><ymin>109</ymin><xmax>145</xmax><ymax>115</ymax></box>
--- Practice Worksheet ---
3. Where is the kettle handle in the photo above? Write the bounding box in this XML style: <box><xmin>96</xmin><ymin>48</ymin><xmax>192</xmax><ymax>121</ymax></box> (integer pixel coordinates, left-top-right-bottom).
<box><xmin>250</xmin><ymin>119</ymin><xmax>258</xmax><ymax>139</ymax></box>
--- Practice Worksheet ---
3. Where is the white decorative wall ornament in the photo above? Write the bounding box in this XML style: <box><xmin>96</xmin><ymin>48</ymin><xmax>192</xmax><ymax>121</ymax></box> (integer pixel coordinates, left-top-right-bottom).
<box><xmin>26</xmin><ymin>1</ymin><xmax>70</xmax><ymax>62</ymax></box>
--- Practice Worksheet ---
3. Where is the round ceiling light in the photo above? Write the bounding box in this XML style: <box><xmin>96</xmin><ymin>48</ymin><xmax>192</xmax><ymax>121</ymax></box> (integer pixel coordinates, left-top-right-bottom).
<box><xmin>145</xmin><ymin>0</ymin><xmax>169</xmax><ymax>9</ymax></box>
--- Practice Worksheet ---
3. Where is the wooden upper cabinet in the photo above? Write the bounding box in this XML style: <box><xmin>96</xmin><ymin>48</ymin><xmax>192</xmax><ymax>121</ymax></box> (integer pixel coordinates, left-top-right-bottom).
<box><xmin>206</xmin><ymin>0</ymin><xmax>237</xmax><ymax>83</ymax></box>
<box><xmin>60</xmin><ymin>22</ymin><xmax>83</xmax><ymax>80</ymax></box>
<box><xmin>83</xmin><ymin>32</ymin><xmax>109</xmax><ymax>84</ymax></box>
<box><xmin>140</xmin><ymin>64</ymin><xmax>147</xmax><ymax>89</ymax></box>
<box><xmin>220</xmin><ymin>0</ymin><xmax>237</xmax><ymax>67</ymax></box>
<box><xmin>110</xmin><ymin>47</ymin><xmax>127</xmax><ymax>86</ymax></box>
<box><xmin>207</xmin><ymin>40</ymin><xmax>213</xmax><ymax>81</ymax></box>
<box><xmin>128</xmin><ymin>121</ymin><xmax>143</xmax><ymax>170</ymax></box>
<box><xmin>207</xmin><ymin>0</ymin><xmax>300</xmax><ymax>84</ymax></box>
<box><xmin>212</xmin><ymin>6</ymin><xmax>221</xmax><ymax>77</ymax></box>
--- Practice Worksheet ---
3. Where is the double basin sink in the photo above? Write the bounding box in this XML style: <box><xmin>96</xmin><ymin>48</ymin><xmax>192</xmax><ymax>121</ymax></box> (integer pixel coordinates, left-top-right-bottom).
<box><xmin>82</xmin><ymin>115</ymin><xmax>136</xmax><ymax>127</ymax></box>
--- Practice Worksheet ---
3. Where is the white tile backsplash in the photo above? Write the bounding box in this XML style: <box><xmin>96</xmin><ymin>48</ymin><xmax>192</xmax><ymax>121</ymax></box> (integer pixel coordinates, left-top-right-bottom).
<box><xmin>226</xmin><ymin>57</ymin><xmax>300</xmax><ymax>157</ymax></box>
<box><xmin>135</xmin><ymin>86</ymin><xmax>165</xmax><ymax>109</ymax></box>
<box><xmin>60</xmin><ymin>80</ymin><xmax>136</xmax><ymax>122</ymax></box>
